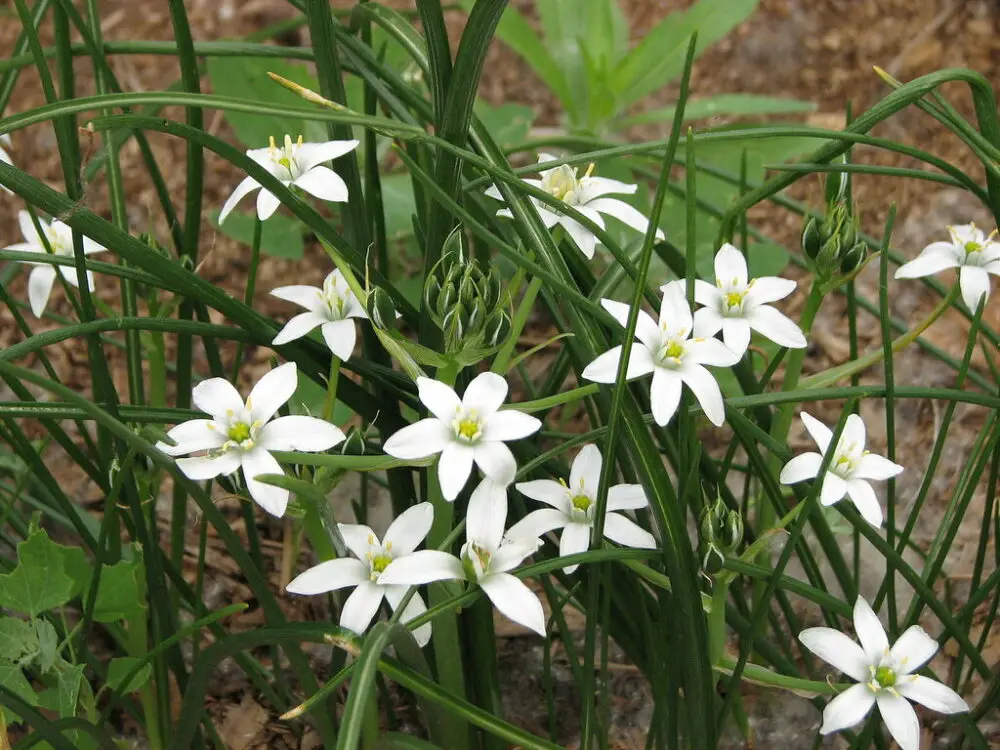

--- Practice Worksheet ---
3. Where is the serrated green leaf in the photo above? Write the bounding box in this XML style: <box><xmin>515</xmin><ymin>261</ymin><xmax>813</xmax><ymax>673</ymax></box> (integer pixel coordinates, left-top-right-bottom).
<box><xmin>0</xmin><ymin>531</ymin><xmax>77</xmax><ymax>617</ymax></box>
<box><xmin>206</xmin><ymin>57</ymin><xmax>327</xmax><ymax>147</ymax></box>
<box><xmin>90</xmin><ymin>557</ymin><xmax>146</xmax><ymax>624</ymax></box>
<box><xmin>0</xmin><ymin>661</ymin><xmax>39</xmax><ymax>721</ymax></box>
<box><xmin>0</xmin><ymin>617</ymin><xmax>37</xmax><ymax>662</ymax></box>
<box><xmin>35</xmin><ymin>619</ymin><xmax>59</xmax><ymax>673</ymax></box>
<box><xmin>474</xmin><ymin>102</ymin><xmax>535</xmax><ymax>149</ymax></box>
<box><xmin>105</xmin><ymin>657</ymin><xmax>152</xmax><ymax>695</ymax></box>
<box><xmin>210</xmin><ymin>210</ymin><xmax>306</xmax><ymax>260</ymax></box>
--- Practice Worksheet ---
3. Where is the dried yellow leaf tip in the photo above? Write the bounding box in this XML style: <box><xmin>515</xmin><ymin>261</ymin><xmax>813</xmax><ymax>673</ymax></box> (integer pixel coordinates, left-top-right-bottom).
<box><xmin>266</xmin><ymin>72</ymin><xmax>346</xmax><ymax>110</ymax></box>
<box><xmin>872</xmin><ymin>65</ymin><xmax>902</xmax><ymax>89</ymax></box>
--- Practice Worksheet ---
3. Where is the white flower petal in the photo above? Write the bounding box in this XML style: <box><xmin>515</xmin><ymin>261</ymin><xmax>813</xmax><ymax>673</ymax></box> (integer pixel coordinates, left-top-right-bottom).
<box><xmin>192</xmin><ymin>377</ymin><xmax>245</xmax><ymax>420</ymax></box>
<box><xmin>819</xmin><ymin>683</ymin><xmax>875</xmax><ymax>735</ymax></box>
<box><xmin>854</xmin><ymin>454</ymin><xmax>904</xmax><ymax>481</ymax></box>
<box><xmin>607</xmin><ymin>484</ymin><xmax>647</xmax><ymax>511</ymax></box>
<box><xmin>841</xmin><ymin>414</ymin><xmax>866</xmax><ymax>451</ymax></box>
<box><xmin>846</xmin><ymin>479</ymin><xmax>883</xmax><ymax>527</ymax></box>
<box><xmin>383</xmin><ymin>418</ymin><xmax>451</xmax><ymax>460</ymax></box>
<box><xmin>506</xmin><ymin>508</ymin><xmax>568</xmax><ymax>543</ymax></box>
<box><xmin>293</xmin><ymin>165</ymin><xmax>349</xmax><ymax>203</ymax></box>
<box><xmin>800</xmin><ymin>411</ymin><xmax>833</xmax><ymax>453</ymax></box>
<box><xmin>798</xmin><ymin>626</ymin><xmax>871</xmax><ymax>681</ymax></box>
<box><xmin>714</xmin><ymin>243</ymin><xmax>748</xmax><ymax>288</ymax></box>
<box><xmin>439</xmin><ymin>443</ymin><xmax>475</xmax><ymax>501</ymax></box>
<box><xmin>582</xmin><ymin>346</ymin><xmax>621</xmax><ymax>383</ymax></box>
<box><xmin>384</xmin><ymin>585</ymin><xmax>432</xmax><ymax>647</ymax></box>
<box><xmin>481</xmin><ymin>410</ymin><xmax>541</xmax><ymax>443</ymax></box>
<box><xmin>515</xmin><ymin>480</ymin><xmax>570</xmax><ymax>512</ymax></box>
<box><xmin>176</xmin><ymin>451</ymin><xmax>241</xmax><ymax>481</ymax></box>
<box><xmin>746</xmin><ymin>305</ymin><xmax>807</xmax><ymax>348</ymax></box>
<box><xmin>378</xmin><ymin>550</ymin><xmax>464</xmax><ymax>585</ymax></box>
<box><xmin>560</xmin><ymin>216</ymin><xmax>598</xmax><ymax>260</ymax></box>
<box><xmin>746</xmin><ymin>276</ymin><xmax>797</xmax><ymax>305</ymax></box>
<box><xmin>578</xmin><ymin>176</ymin><xmax>637</xmax><ymax>201</ymax></box>
<box><xmin>853</xmin><ymin>596</ymin><xmax>889</xmax><ymax>664</ymax></box>
<box><xmin>241</xmin><ymin>447</ymin><xmax>289</xmax><ymax>517</ymax></box>
<box><xmin>17</xmin><ymin>210</ymin><xmax>42</xmax><ymax>246</ymax></box>
<box><xmin>27</xmin><ymin>265</ymin><xmax>56</xmax><ymax>318</ymax></box>
<box><xmin>650</xmin><ymin>367</ymin><xmax>682</xmax><ymax>426</ymax></box>
<box><xmin>720</xmin><ymin>318</ymin><xmax>752</xmax><ymax>358</ymax></box>
<box><xmin>338</xmin><ymin>523</ymin><xmax>379</xmax><ymax>562</ymax></box>
<box><xmin>960</xmin><ymin>264</ymin><xmax>991</xmax><ymax>312</ymax></box>
<box><xmin>417</xmin><ymin>377</ymin><xmax>462</xmax><ymax>422</ymax></box>
<box><xmin>693</xmin><ymin>306</ymin><xmax>725</xmax><ymax>339</ymax></box>
<box><xmin>778</xmin><ymin>452</ymin><xmax>823</xmax><ymax>485</ymax></box>
<box><xmin>286</xmin><ymin>558</ymin><xmax>369</xmax><ymax>595</ymax></box>
<box><xmin>467</xmin><ymin>478</ymin><xmax>509</xmax><ymax>549</ymax></box>
<box><xmin>270</xmin><ymin>284</ymin><xmax>324</xmax><ymax>313</ymax></box>
<box><xmin>888</xmin><ymin>626</ymin><xmax>939</xmax><ymax>675</ymax></box>
<box><xmin>490</xmin><ymin>539</ymin><xmax>540</xmax><ymax>573</ymax></box>
<box><xmin>218</xmin><ymin>176</ymin><xmax>261</xmax><ymax>224</ymax></box>
<box><xmin>472</xmin><ymin>441</ymin><xmax>517</xmax><ymax>487</ymax></box>
<box><xmin>339</xmin><ymin>580</ymin><xmax>384</xmax><ymax>638</ymax></box>
<box><xmin>600</xmin><ymin>299</ymin><xmax>661</xmax><ymax>352</ymax></box>
<box><xmin>296</xmin><ymin>139</ymin><xmax>359</xmax><ymax>172</ymax></box>
<box><xmin>383</xmin><ymin>502</ymin><xmax>434</xmax><ymax>556</ymax></box>
<box><xmin>896</xmin><ymin>676</ymin><xmax>968</xmax><ymax>714</ymax></box>
<box><xmin>586</xmin><ymin>197</ymin><xmax>663</xmax><ymax>239</ymax></box>
<box><xmin>485</xmin><ymin>183</ymin><xmax>503</xmax><ymax>200</ymax></box>
<box><xmin>559</xmin><ymin>522</ymin><xmax>591</xmax><ymax>573</ymax></box>
<box><xmin>256</xmin><ymin>188</ymin><xmax>282</xmax><ymax>220</ymax></box>
<box><xmin>604</xmin><ymin>513</ymin><xmax>656</xmax><ymax>550</ymax></box>
<box><xmin>569</xmin><ymin>443</ymin><xmax>602</xmax><ymax>498</ymax></box>
<box><xmin>687</xmin><ymin>338</ymin><xmax>741</xmax><ymax>367</ymax></box>
<box><xmin>257</xmin><ymin>415</ymin><xmax>345</xmax><ymax>452</ymax></box>
<box><xmin>156</xmin><ymin>419</ymin><xmax>225</xmax><ymax>456</ymax></box>
<box><xmin>894</xmin><ymin>247</ymin><xmax>960</xmax><ymax>279</ymax></box>
<box><xmin>462</xmin><ymin>372</ymin><xmax>509</xmax><ymax>416</ymax></box>
<box><xmin>679</xmin><ymin>364</ymin><xmax>727</xmax><ymax>426</ymax></box>
<box><xmin>320</xmin><ymin>319</ymin><xmax>358</xmax><ymax>360</ymax></box>
<box><xmin>271</xmin><ymin>311</ymin><xmax>326</xmax><ymax>346</ymax></box>
<box><xmin>56</xmin><ymin>264</ymin><xmax>92</xmax><ymax>291</ymax></box>
<box><xmin>658</xmin><ymin>280</ymin><xmax>693</xmax><ymax>333</ymax></box>
<box><xmin>819</xmin><ymin>472</ymin><xmax>849</xmax><ymax>506</ymax></box>
<box><xmin>247</xmin><ymin>362</ymin><xmax>297</xmax><ymax>425</ymax></box>
<box><xmin>479</xmin><ymin>572</ymin><xmax>546</xmax><ymax>636</ymax></box>
<box><xmin>875</xmin><ymin>692</ymin><xmax>920</xmax><ymax>750</ymax></box>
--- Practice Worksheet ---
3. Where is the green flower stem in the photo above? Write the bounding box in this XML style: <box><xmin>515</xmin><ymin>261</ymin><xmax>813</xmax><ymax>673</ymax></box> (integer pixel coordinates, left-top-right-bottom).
<box><xmin>492</xmin><ymin>275</ymin><xmax>542</xmax><ymax>374</ymax></box>
<box><xmin>322</xmin><ymin>355</ymin><xmax>341</xmax><ymax>423</ymax></box>
<box><xmin>800</xmin><ymin>283</ymin><xmax>961</xmax><ymax>391</ymax></box>
<box><xmin>125</xmin><ymin>608</ymin><xmax>164</xmax><ymax>750</ymax></box>
<box><xmin>713</xmin><ymin>655</ymin><xmax>838</xmax><ymax>696</ymax></box>
<box><xmin>708</xmin><ymin>580</ymin><xmax>730</xmax><ymax>666</ymax></box>
<box><xmin>754</xmin><ymin>281</ymin><xmax>824</xmax><ymax>605</ymax></box>
<box><xmin>511</xmin><ymin>383</ymin><xmax>600</xmax><ymax>413</ymax></box>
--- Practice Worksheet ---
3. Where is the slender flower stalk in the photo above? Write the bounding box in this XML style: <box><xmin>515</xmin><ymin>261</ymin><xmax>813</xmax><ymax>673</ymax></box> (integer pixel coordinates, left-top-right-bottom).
<box><xmin>779</xmin><ymin>411</ymin><xmax>903</xmax><ymax>527</ymax></box>
<box><xmin>0</xmin><ymin>133</ymin><xmax>13</xmax><ymax>194</ymax></box>
<box><xmin>895</xmin><ymin>223</ymin><xmax>1000</xmax><ymax>312</ymax></box>
<box><xmin>692</xmin><ymin>243</ymin><xmax>807</xmax><ymax>356</ymax></box>
<box><xmin>507</xmin><ymin>444</ymin><xmax>655</xmax><ymax>572</ymax></box>
<box><xmin>382</xmin><ymin>373</ymin><xmax>541</xmax><ymax>501</ymax></box>
<box><xmin>2</xmin><ymin>210</ymin><xmax>106</xmax><ymax>317</ymax></box>
<box><xmin>379</xmin><ymin>480</ymin><xmax>546</xmax><ymax>636</ymax></box>
<box><xmin>287</xmin><ymin>503</ymin><xmax>436</xmax><ymax>646</ymax></box>
<box><xmin>270</xmin><ymin>269</ymin><xmax>368</xmax><ymax>360</ymax></box>
<box><xmin>799</xmin><ymin>597</ymin><xmax>968</xmax><ymax>750</ymax></box>
<box><xmin>218</xmin><ymin>134</ymin><xmax>358</xmax><ymax>223</ymax></box>
<box><xmin>155</xmin><ymin>362</ymin><xmax>345</xmax><ymax>517</ymax></box>
<box><xmin>485</xmin><ymin>153</ymin><xmax>664</xmax><ymax>259</ymax></box>
<box><xmin>583</xmin><ymin>282</ymin><xmax>740</xmax><ymax>426</ymax></box>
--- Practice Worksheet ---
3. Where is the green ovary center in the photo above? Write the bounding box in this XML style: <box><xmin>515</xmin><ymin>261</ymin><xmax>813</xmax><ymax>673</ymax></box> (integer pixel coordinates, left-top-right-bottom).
<box><xmin>965</xmin><ymin>241</ymin><xmax>983</xmax><ymax>254</ymax></box>
<box><xmin>455</xmin><ymin>417</ymin><xmax>481</xmax><ymax>442</ymax></box>
<box><xmin>661</xmin><ymin>340</ymin><xmax>685</xmax><ymax>361</ymax></box>
<box><xmin>371</xmin><ymin>554</ymin><xmax>392</xmax><ymax>574</ymax></box>
<box><xmin>227</xmin><ymin>422</ymin><xmax>252</xmax><ymax>442</ymax></box>
<box><xmin>874</xmin><ymin>666</ymin><xmax>897</xmax><ymax>688</ymax></box>
<box><xmin>723</xmin><ymin>290</ymin><xmax>745</xmax><ymax>311</ymax></box>
<box><xmin>571</xmin><ymin>494</ymin><xmax>592</xmax><ymax>512</ymax></box>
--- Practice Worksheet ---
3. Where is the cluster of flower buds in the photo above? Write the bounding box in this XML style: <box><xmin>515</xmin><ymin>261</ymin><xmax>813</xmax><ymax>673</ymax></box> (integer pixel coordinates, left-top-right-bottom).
<box><xmin>800</xmin><ymin>161</ymin><xmax>868</xmax><ymax>280</ymax></box>
<box><xmin>698</xmin><ymin>491</ymin><xmax>744</xmax><ymax>576</ymax></box>
<box><xmin>424</xmin><ymin>229</ymin><xmax>511</xmax><ymax>355</ymax></box>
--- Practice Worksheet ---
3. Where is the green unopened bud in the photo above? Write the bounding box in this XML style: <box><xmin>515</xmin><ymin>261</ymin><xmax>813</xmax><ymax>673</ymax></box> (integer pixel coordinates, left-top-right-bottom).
<box><xmin>722</xmin><ymin>510</ymin><xmax>744</xmax><ymax>550</ymax></box>
<box><xmin>366</xmin><ymin>287</ymin><xmax>397</xmax><ymax>330</ymax></box>
<box><xmin>423</xmin><ymin>276</ymin><xmax>442</xmax><ymax>314</ymax></box>
<box><xmin>802</xmin><ymin>217</ymin><xmax>821</xmax><ymax>259</ymax></box>
<box><xmin>484</xmin><ymin>311</ymin><xmax>511</xmax><ymax>347</ymax></box>
<box><xmin>701</xmin><ymin>543</ymin><xmax>725</xmax><ymax>575</ymax></box>
<box><xmin>824</xmin><ymin>159</ymin><xmax>849</xmax><ymax>205</ymax></box>
<box><xmin>441</xmin><ymin>226</ymin><xmax>469</xmax><ymax>263</ymax></box>
<box><xmin>459</xmin><ymin>272</ymin><xmax>479</xmax><ymax>307</ymax></box>
<box><xmin>840</xmin><ymin>242</ymin><xmax>866</xmax><ymax>274</ymax></box>
<box><xmin>483</xmin><ymin>270</ymin><xmax>503</xmax><ymax>312</ymax></box>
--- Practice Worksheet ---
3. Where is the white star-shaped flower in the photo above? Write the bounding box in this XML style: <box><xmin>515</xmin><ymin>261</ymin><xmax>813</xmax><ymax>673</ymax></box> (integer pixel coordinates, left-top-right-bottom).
<box><xmin>270</xmin><ymin>270</ymin><xmax>368</xmax><ymax>360</ymax></box>
<box><xmin>155</xmin><ymin>362</ymin><xmax>345</xmax><ymax>518</ymax></box>
<box><xmin>382</xmin><ymin>372</ymin><xmax>541</xmax><ymax>501</ymax></box>
<box><xmin>380</xmin><ymin>479</ymin><xmax>546</xmax><ymax>636</ymax></box>
<box><xmin>779</xmin><ymin>411</ymin><xmax>903</xmax><ymax>527</ymax></box>
<box><xmin>895</xmin><ymin>223</ymin><xmax>1000</xmax><ymax>312</ymax></box>
<box><xmin>485</xmin><ymin>153</ymin><xmax>664</xmax><ymax>260</ymax></box>
<box><xmin>287</xmin><ymin>502</ymin><xmax>436</xmax><ymax>646</ymax></box>
<box><xmin>799</xmin><ymin>596</ymin><xmax>968</xmax><ymax>750</ymax></box>
<box><xmin>1</xmin><ymin>133</ymin><xmax>13</xmax><ymax>194</ymax></box>
<box><xmin>2</xmin><ymin>210</ymin><xmax>106</xmax><ymax>318</ymax></box>
<box><xmin>506</xmin><ymin>444</ymin><xmax>656</xmax><ymax>573</ymax></box>
<box><xmin>582</xmin><ymin>282</ymin><xmax>740</xmax><ymax>427</ymax></box>
<box><xmin>218</xmin><ymin>134</ymin><xmax>358</xmax><ymax>223</ymax></box>
<box><xmin>692</xmin><ymin>243</ymin><xmax>807</xmax><ymax>357</ymax></box>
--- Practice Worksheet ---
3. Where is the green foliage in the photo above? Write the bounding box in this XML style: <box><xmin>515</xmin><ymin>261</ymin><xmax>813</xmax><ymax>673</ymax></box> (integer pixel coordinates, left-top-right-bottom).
<box><xmin>210</xmin><ymin>209</ymin><xmax>306</xmax><ymax>259</ymax></box>
<box><xmin>0</xmin><ymin>530</ymin><xmax>77</xmax><ymax>617</ymax></box>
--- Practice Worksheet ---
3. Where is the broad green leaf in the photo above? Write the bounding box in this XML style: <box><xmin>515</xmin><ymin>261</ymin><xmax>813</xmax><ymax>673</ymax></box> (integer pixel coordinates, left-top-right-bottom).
<box><xmin>206</xmin><ymin>57</ymin><xmax>327</xmax><ymax>147</ymax></box>
<box><xmin>380</xmin><ymin>174</ymin><xmax>418</xmax><ymax>242</ymax></box>
<box><xmin>0</xmin><ymin>530</ymin><xmax>77</xmax><ymax>617</ymax></box>
<box><xmin>56</xmin><ymin>664</ymin><xmax>84</xmax><ymax>718</ymax></box>
<box><xmin>0</xmin><ymin>660</ymin><xmax>39</xmax><ymax>722</ymax></box>
<box><xmin>613</xmin><ymin>0</ymin><xmax>759</xmax><ymax>108</ymax></box>
<box><xmin>473</xmin><ymin>102</ymin><xmax>536</xmax><ymax>150</ymax></box>
<box><xmin>292</xmin><ymin>376</ymin><xmax>353</xmax><ymax>426</ymax></box>
<box><xmin>90</xmin><ymin>558</ymin><xmax>145</xmax><ymax>623</ymax></box>
<box><xmin>745</xmin><ymin>240</ymin><xmax>791</xmax><ymax>279</ymax></box>
<box><xmin>209</xmin><ymin>210</ymin><xmax>306</xmax><ymax>260</ymax></box>
<box><xmin>106</xmin><ymin>657</ymin><xmax>153</xmax><ymax>695</ymax></box>
<box><xmin>0</xmin><ymin>617</ymin><xmax>37</xmax><ymax>662</ymax></box>
<box><xmin>35</xmin><ymin>619</ymin><xmax>59</xmax><ymax>673</ymax></box>
<box><xmin>621</xmin><ymin>95</ymin><xmax>815</xmax><ymax>128</ymax></box>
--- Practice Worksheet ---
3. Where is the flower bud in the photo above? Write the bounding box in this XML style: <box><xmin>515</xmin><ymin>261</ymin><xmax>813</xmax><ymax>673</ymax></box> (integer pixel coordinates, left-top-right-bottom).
<box><xmin>423</xmin><ymin>276</ymin><xmax>442</xmax><ymax>315</ymax></box>
<box><xmin>801</xmin><ymin>217</ymin><xmax>821</xmax><ymax>259</ymax></box>
<box><xmin>701</xmin><ymin>543</ymin><xmax>725</xmax><ymax>575</ymax></box>
<box><xmin>722</xmin><ymin>509</ymin><xmax>744</xmax><ymax>550</ymax></box>
<box><xmin>366</xmin><ymin>287</ymin><xmax>397</xmax><ymax>330</ymax></box>
<box><xmin>824</xmin><ymin>159</ymin><xmax>849</xmax><ymax>205</ymax></box>
<box><xmin>484</xmin><ymin>311</ymin><xmax>511</xmax><ymax>347</ymax></box>
<box><xmin>840</xmin><ymin>242</ymin><xmax>866</xmax><ymax>274</ymax></box>
<box><xmin>483</xmin><ymin>270</ymin><xmax>503</xmax><ymax>312</ymax></box>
